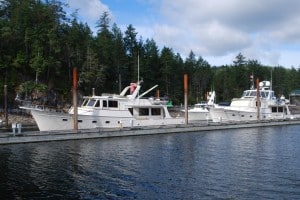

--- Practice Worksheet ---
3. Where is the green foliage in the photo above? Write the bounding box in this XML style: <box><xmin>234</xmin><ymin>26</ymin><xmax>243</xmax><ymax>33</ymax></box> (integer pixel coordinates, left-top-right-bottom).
<box><xmin>17</xmin><ymin>81</ymin><xmax>47</xmax><ymax>100</ymax></box>
<box><xmin>233</xmin><ymin>52</ymin><xmax>247</xmax><ymax>66</ymax></box>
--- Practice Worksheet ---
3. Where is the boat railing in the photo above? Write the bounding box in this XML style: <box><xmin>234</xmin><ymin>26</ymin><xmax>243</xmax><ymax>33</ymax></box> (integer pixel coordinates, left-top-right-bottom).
<box><xmin>18</xmin><ymin>100</ymin><xmax>69</xmax><ymax>113</ymax></box>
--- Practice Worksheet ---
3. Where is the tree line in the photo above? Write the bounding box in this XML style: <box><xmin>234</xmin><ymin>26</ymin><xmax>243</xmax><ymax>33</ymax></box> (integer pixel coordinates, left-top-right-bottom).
<box><xmin>1</xmin><ymin>0</ymin><xmax>300</xmax><ymax>109</ymax></box>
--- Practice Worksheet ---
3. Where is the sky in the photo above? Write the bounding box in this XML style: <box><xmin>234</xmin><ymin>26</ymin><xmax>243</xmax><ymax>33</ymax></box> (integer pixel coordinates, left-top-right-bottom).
<box><xmin>62</xmin><ymin>0</ymin><xmax>300</xmax><ymax>68</ymax></box>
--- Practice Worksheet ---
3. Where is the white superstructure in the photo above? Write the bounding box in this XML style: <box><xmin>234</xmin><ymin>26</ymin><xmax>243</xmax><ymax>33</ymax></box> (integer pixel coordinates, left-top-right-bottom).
<box><xmin>210</xmin><ymin>80</ymin><xmax>293</xmax><ymax>122</ymax></box>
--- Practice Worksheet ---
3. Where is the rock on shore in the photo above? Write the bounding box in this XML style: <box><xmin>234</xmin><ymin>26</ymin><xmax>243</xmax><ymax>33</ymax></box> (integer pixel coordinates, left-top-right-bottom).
<box><xmin>0</xmin><ymin>114</ymin><xmax>36</xmax><ymax>126</ymax></box>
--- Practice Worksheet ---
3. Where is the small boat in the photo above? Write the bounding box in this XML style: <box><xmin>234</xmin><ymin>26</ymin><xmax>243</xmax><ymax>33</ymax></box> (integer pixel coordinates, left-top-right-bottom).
<box><xmin>183</xmin><ymin>91</ymin><xmax>216</xmax><ymax>121</ymax></box>
<box><xmin>20</xmin><ymin>81</ymin><xmax>185</xmax><ymax>131</ymax></box>
<box><xmin>210</xmin><ymin>79</ymin><xmax>293</xmax><ymax>122</ymax></box>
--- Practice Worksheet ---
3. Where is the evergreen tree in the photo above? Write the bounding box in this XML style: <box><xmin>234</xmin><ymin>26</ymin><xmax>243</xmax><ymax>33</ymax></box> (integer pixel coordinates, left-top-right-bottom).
<box><xmin>95</xmin><ymin>12</ymin><xmax>115</xmax><ymax>92</ymax></box>
<box><xmin>124</xmin><ymin>24</ymin><xmax>138</xmax><ymax>83</ymax></box>
<box><xmin>233</xmin><ymin>52</ymin><xmax>246</xmax><ymax>66</ymax></box>
<box><xmin>111</xmin><ymin>23</ymin><xmax>126</xmax><ymax>93</ymax></box>
<box><xmin>142</xmin><ymin>38</ymin><xmax>160</xmax><ymax>90</ymax></box>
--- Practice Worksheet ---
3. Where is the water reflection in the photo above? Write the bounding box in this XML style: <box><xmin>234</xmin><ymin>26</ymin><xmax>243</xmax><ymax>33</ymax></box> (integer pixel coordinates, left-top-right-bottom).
<box><xmin>0</xmin><ymin>125</ymin><xmax>300</xmax><ymax>199</ymax></box>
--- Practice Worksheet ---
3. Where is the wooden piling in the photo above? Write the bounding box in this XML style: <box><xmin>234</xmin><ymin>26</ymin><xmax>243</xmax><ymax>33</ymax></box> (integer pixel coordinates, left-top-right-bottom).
<box><xmin>73</xmin><ymin>68</ymin><xmax>78</xmax><ymax>131</ymax></box>
<box><xmin>184</xmin><ymin>74</ymin><xmax>188</xmax><ymax>125</ymax></box>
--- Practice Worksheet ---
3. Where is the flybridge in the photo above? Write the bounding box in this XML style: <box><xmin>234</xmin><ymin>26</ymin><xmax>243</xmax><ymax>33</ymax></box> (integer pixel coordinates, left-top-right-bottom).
<box><xmin>241</xmin><ymin>90</ymin><xmax>275</xmax><ymax>99</ymax></box>
<box><xmin>241</xmin><ymin>81</ymin><xmax>275</xmax><ymax>99</ymax></box>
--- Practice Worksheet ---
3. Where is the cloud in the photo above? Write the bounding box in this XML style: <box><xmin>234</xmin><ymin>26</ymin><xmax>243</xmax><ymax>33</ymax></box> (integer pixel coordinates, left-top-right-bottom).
<box><xmin>271</xmin><ymin>17</ymin><xmax>300</xmax><ymax>44</ymax></box>
<box><xmin>64</xmin><ymin>0</ymin><xmax>300</xmax><ymax>66</ymax></box>
<box><xmin>153</xmin><ymin>0</ymin><xmax>300</xmax><ymax>65</ymax></box>
<box><xmin>65</xmin><ymin>0</ymin><xmax>111</xmax><ymax>24</ymax></box>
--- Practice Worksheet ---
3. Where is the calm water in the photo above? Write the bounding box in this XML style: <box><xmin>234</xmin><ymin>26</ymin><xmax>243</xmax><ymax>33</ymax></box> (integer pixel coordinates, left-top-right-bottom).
<box><xmin>0</xmin><ymin>125</ymin><xmax>300</xmax><ymax>199</ymax></box>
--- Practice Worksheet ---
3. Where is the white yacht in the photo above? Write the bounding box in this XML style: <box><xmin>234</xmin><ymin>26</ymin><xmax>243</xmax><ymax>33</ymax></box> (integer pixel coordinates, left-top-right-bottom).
<box><xmin>20</xmin><ymin>81</ymin><xmax>185</xmax><ymax>131</ymax></box>
<box><xmin>183</xmin><ymin>91</ymin><xmax>215</xmax><ymax>121</ymax></box>
<box><xmin>210</xmin><ymin>80</ymin><xmax>292</xmax><ymax>122</ymax></box>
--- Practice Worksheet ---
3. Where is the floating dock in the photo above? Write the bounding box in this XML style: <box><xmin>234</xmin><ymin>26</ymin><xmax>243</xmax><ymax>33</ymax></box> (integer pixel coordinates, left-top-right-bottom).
<box><xmin>1</xmin><ymin>119</ymin><xmax>300</xmax><ymax>145</ymax></box>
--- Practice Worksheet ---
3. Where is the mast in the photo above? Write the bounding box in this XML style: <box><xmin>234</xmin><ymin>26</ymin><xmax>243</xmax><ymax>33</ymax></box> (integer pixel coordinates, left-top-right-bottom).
<box><xmin>4</xmin><ymin>85</ymin><xmax>8</xmax><ymax>127</ymax></box>
<box><xmin>270</xmin><ymin>69</ymin><xmax>273</xmax><ymax>90</ymax></box>
<box><xmin>250</xmin><ymin>73</ymin><xmax>254</xmax><ymax>89</ymax></box>
<box><xmin>138</xmin><ymin>52</ymin><xmax>140</xmax><ymax>83</ymax></box>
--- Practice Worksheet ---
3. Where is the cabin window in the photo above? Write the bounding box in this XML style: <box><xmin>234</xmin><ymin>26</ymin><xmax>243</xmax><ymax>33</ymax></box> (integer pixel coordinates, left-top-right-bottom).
<box><xmin>273</xmin><ymin>107</ymin><xmax>284</xmax><ymax>113</ymax></box>
<box><xmin>78</xmin><ymin>120</ymin><xmax>83</xmax><ymax>123</ymax></box>
<box><xmin>102</xmin><ymin>100</ymin><xmax>118</xmax><ymax>108</ymax></box>
<box><xmin>108</xmin><ymin>100</ymin><xmax>118</xmax><ymax>108</ymax></box>
<box><xmin>151</xmin><ymin>108</ymin><xmax>161</xmax><ymax>116</ymax></box>
<box><xmin>82</xmin><ymin>99</ymin><xmax>88</xmax><ymax>106</ymax></box>
<box><xmin>103</xmin><ymin>100</ymin><xmax>107</xmax><ymax>107</ymax></box>
<box><xmin>87</xmin><ymin>99</ymin><xmax>96</xmax><ymax>107</ymax></box>
<box><xmin>95</xmin><ymin>100</ymin><xmax>100</xmax><ymax>107</ymax></box>
<box><xmin>139</xmin><ymin>108</ymin><xmax>149</xmax><ymax>116</ymax></box>
<box><xmin>250</xmin><ymin>91</ymin><xmax>256</xmax><ymax>97</ymax></box>
<box><xmin>128</xmin><ymin>108</ymin><xmax>133</xmax><ymax>115</ymax></box>
<box><xmin>260</xmin><ymin>91</ymin><xmax>266</xmax><ymax>98</ymax></box>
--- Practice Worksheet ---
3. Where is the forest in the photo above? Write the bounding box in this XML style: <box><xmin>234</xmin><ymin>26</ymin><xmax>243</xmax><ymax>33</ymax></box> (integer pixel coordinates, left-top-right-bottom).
<box><xmin>1</xmin><ymin>0</ymin><xmax>300</xmax><ymax>109</ymax></box>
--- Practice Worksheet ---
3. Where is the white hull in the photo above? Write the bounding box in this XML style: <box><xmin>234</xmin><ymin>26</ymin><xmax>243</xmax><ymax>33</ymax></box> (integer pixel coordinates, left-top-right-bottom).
<box><xmin>210</xmin><ymin>106</ymin><xmax>293</xmax><ymax>122</ymax></box>
<box><xmin>210</xmin><ymin>107</ymin><xmax>229</xmax><ymax>122</ymax></box>
<box><xmin>30</xmin><ymin>109</ymin><xmax>184</xmax><ymax>131</ymax></box>
<box><xmin>187</xmin><ymin>110</ymin><xmax>210</xmax><ymax>121</ymax></box>
<box><xmin>183</xmin><ymin>91</ymin><xmax>215</xmax><ymax>122</ymax></box>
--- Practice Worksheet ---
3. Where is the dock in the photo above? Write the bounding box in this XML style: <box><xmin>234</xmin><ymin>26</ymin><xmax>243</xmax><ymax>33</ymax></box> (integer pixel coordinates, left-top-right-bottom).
<box><xmin>1</xmin><ymin>119</ymin><xmax>300</xmax><ymax>145</ymax></box>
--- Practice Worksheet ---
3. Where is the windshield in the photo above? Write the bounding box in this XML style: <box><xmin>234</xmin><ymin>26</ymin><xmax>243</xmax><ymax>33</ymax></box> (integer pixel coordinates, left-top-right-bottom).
<box><xmin>242</xmin><ymin>90</ymin><xmax>272</xmax><ymax>98</ymax></box>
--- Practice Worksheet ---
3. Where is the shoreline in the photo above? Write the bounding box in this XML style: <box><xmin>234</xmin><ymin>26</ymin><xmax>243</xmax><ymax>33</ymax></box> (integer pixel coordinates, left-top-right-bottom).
<box><xmin>0</xmin><ymin>114</ymin><xmax>36</xmax><ymax>126</ymax></box>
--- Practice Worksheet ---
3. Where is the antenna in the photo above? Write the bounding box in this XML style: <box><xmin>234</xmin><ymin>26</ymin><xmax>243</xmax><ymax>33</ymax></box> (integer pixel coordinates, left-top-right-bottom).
<box><xmin>138</xmin><ymin>52</ymin><xmax>140</xmax><ymax>97</ymax></box>
<box><xmin>270</xmin><ymin>68</ymin><xmax>273</xmax><ymax>90</ymax></box>
<box><xmin>138</xmin><ymin>52</ymin><xmax>140</xmax><ymax>83</ymax></box>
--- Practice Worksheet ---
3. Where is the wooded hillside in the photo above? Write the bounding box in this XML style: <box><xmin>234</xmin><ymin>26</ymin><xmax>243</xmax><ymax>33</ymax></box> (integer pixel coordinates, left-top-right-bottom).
<box><xmin>1</xmin><ymin>0</ymin><xmax>300</xmax><ymax>108</ymax></box>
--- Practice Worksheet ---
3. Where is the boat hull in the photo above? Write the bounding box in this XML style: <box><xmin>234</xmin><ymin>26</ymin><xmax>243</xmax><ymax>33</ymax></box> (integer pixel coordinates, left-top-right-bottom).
<box><xmin>187</xmin><ymin>111</ymin><xmax>211</xmax><ymax>121</ymax></box>
<box><xmin>210</xmin><ymin>106</ymin><xmax>292</xmax><ymax>123</ymax></box>
<box><xmin>30</xmin><ymin>109</ymin><xmax>185</xmax><ymax>131</ymax></box>
<box><xmin>210</xmin><ymin>107</ymin><xmax>229</xmax><ymax>122</ymax></box>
